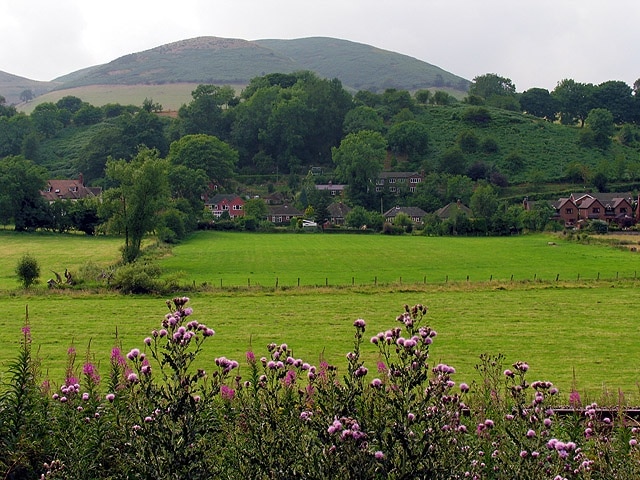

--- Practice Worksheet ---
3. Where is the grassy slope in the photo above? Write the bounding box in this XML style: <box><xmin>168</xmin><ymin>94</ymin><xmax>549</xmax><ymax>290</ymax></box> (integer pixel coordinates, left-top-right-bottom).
<box><xmin>415</xmin><ymin>105</ymin><xmax>640</xmax><ymax>184</ymax></box>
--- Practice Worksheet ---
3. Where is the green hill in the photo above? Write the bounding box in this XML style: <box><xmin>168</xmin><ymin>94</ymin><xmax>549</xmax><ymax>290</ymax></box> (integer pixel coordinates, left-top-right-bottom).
<box><xmin>4</xmin><ymin>36</ymin><xmax>470</xmax><ymax>111</ymax></box>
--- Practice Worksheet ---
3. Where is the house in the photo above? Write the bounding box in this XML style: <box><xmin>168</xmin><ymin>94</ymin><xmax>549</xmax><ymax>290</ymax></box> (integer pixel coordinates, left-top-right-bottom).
<box><xmin>376</xmin><ymin>172</ymin><xmax>423</xmax><ymax>193</ymax></box>
<box><xmin>266</xmin><ymin>204</ymin><xmax>302</xmax><ymax>224</ymax></box>
<box><xmin>551</xmin><ymin>197</ymin><xmax>579</xmax><ymax>227</ymax></box>
<box><xmin>327</xmin><ymin>202</ymin><xmax>351</xmax><ymax>225</ymax></box>
<box><xmin>571</xmin><ymin>193</ymin><xmax>635</xmax><ymax>227</ymax></box>
<box><xmin>434</xmin><ymin>201</ymin><xmax>472</xmax><ymax>220</ymax></box>
<box><xmin>205</xmin><ymin>194</ymin><xmax>245</xmax><ymax>219</ymax></box>
<box><xmin>40</xmin><ymin>174</ymin><xmax>101</xmax><ymax>203</ymax></box>
<box><xmin>383</xmin><ymin>206</ymin><xmax>428</xmax><ymax>224</ymax></box>
<box><xmin>547</xmin><ymin>192</ymin><xmax>636</xmax><ymax>228</ymax></box>
<box><xmin>315</xmin><ymin>182</ymin><xmax>345</xmax><ymax>196</ymax></box>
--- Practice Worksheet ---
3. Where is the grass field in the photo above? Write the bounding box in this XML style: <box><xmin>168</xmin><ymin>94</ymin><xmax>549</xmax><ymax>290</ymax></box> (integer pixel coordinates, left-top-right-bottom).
<box><xmin>159</xmin><ymin>231</ymin><xmax>640</xmax><ymax>287</ymax></box>
<box><xmin>2</xmin><ymin>230</ymin><xmax>640</xmax><ymax>403</ymax></box>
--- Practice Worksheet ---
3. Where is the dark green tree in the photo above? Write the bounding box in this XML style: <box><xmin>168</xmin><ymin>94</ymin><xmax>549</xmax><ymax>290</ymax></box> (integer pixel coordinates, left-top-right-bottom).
<box><xmin>343</xmin><ymin>106</ymin><xmax>385</xmax><ymax>135</ymax></box>
<box><xmin>519</xmin><ymin>88</ymin><xmax>558</xmax><ymax>120</ymax></box>
<box><xmin>387</xmin><ymin>121</ymin><xmax>429</xmax><ymax>159</ymax></box>
<box><xmin>593</xmin><ymin>80</ymin><xmax>634</xmax><ymax>124</ymax></box>
<box><xmin>552</xmin><ymin>79</ymin><xmax>595</xmax><ymax>126</ymax></box>
<box><xmin>332</xmin><ymin>130</ymin><xmax>387</xmax><ymax>209</ymax></box>
<box><xmin>167</xmin><ymin>134</ymin><xmax>237</xmax><ymax>188</ymax></box>
<box><xmin>0</xmin><ymin>156</ymin><xmax>48</xmax><ymax>231</ymax></box>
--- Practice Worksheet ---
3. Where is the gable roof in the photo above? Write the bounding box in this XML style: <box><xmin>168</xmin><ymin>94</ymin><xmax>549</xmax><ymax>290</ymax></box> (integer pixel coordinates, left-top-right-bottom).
<box><xmin>267</xmin><ymin>204</ymin><xmax>302</xmax><ymax>216</ymax></box>
<box><xmin>327</xmin><ymin>202</ymin><xmax>351</xmax><ymax>218</ymax></box>
<box><xmin>40</xmin><ymin>175</ymin><xmax>101</xmax><ymax>202</ymax></box>
<box><xmin>205</xmin><ymin>194</ymin><xmax>244</xmax><ymax>206</ymax></box>
<box><xmin>384</xmin><ymin>206</ymin><xmax>428</xmax><ymax>218</ymax></box>
<box><xmin>434</xmin><ymin>202</ymin><xmax>472</xmax><ymax>219</ymax></box>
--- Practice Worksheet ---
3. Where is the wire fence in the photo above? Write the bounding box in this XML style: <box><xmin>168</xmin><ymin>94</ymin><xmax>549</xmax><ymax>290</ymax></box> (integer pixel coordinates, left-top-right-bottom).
<box><xmin>195</xmin><ymin>270</ymin><xmax>640</xmax><ymax>290</ymax></box>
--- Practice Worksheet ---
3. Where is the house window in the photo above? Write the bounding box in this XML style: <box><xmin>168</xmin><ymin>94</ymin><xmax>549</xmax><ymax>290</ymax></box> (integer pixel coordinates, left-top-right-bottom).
<box><xmin>331</xmin><ymin>190</ymin><xmax>336</xmax><ymax>195</ymax></box>
<box><xmin>376</xmin><ymin>187</ymin><xmax>382</xmax><ymax>192</ymax></box>
<box><xmin>410</xmin><ymin>177</ymin><xmax>421</xmax><ymax>183</ymax></box>
<box><xmin>592</xmin><ymin>208</ymin><xmax>600</xmax><ymax>214</ymax></box>
<box><xmin>233</xmin><ymin>204</ymin><xmax>243</xmax><ymax>210</ymax></box>
<box><xmin>390</xmin><ymin>187</ymin><xmax>397</xmax><ymax>193</ymax></box>
<box><xmin>409</xmin><ymin>187</ymin><xmax>416</xmax><ymax>193</ymax></box>
<box><xmin>389</xmin><ymin>178</ymin><xmax>396</xmax><ymax>183</ymax></box>
<box><xmin>621</xmin><ymin>207</ymin><xmax>627</xmax><ymax>213</ymax></box>
<box><xmin>565</xmin><ymin>208</ymin><xmax>573</xmax><ymax>214</ymax></box>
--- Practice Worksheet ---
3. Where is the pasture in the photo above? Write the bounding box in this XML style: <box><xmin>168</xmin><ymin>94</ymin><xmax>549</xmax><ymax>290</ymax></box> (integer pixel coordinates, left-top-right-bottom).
<box><xmin>2</xmin><ymin>230</ymin><xmax>640</xmax><ymax>403</ymax></box>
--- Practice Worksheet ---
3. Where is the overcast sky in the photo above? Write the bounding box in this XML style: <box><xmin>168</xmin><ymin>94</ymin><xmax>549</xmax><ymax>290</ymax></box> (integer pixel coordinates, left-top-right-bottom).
<box><xmin>1</xmin><ymin>0</ymin><xmax>637</xmax><ymax>92</ymax></box>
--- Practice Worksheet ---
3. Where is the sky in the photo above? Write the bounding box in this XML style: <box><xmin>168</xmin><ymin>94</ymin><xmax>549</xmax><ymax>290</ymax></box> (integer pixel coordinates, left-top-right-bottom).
<box><xmin>1</xmin><ymin>0</ymin><xmax>638</xmax><ymax>92</ymax></box>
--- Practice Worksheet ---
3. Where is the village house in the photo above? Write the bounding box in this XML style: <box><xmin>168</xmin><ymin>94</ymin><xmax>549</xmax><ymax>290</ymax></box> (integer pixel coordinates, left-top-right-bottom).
<box><xmin>383</xmin><ymin>206</ymin><xmax>428</xmax><ymax>224</ymax></box>
<box><xmin>546</xmin><ymin>192</ymin><xmax>636</xmax><ymax>228</ymax></box>
<box><xmin>204</xmin><ymin>194</ymin><xmax>245</xmax><ymax>219</ymax></box>
<box><xmin>40</xmin><ymin>174</ymin><xmax>102</xmax><ymax>203</ymax></box>
<box><xmin>266</xmin><ymin>204</ymin><xmax>302</xmax><ymax>225</ymax></box>
<box><xmin>376</xmin><ymin>171</ymin><xmax>423</xmax><ymax>193</ymax></box>
<box><xmin>315</xmin><ymin>182</ymin><xmax>345</xmax><ymax>197</ymax></box>
<box><xmin>434</xmin><ymin>200</ymin><xmax>472</xmax><ymax>221</ymax></box>
<box><xmin>327</xmin><ymin>202</ymin><xmax>351</xmax><ymax>225</ymax></box>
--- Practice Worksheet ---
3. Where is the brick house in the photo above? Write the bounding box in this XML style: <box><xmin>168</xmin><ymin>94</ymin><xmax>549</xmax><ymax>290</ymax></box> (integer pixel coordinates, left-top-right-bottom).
<box><xmin>548</xmin><ymin>192</ymin><xmax>636</xmax><ymax>228</ymax></box>
<box><xmin>40</xmin><ymin>174</ymin><xmax>101</xmax><ymax>203</ymax></box>
<box><xmin>204</xmin><ymin>194</ymin><xmax>245</xmax><ymax>219</ymax></box>
<box><xmin>551</xmin><ymin>197</ymin><xmax>579</xmax><ymax>227</ymax></box>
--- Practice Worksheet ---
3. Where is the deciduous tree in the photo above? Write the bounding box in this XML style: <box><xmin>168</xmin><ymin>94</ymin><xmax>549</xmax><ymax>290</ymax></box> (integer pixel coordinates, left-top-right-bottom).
<box><xmin>101</xmin><ymin>148</ymin><xmax>169</xmax><ymax>263</ymax></box>
<box><xmin>332</xmin><ymin>130</ymin><xmax>387</xmax><ymax>209</ymax></box>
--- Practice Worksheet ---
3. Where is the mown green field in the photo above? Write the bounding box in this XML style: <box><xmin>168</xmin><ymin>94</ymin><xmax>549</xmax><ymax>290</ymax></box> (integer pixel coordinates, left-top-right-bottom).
<box><xmin>2</xmin><ymin>230</ymin><xmax>640</xmax><ymax>403</ymax></box>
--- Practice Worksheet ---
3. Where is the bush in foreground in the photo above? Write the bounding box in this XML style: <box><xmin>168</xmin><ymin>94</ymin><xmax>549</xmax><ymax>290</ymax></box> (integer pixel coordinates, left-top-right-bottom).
<box><xmin>1</xmin><ymin>299</ymin><xmax>640</xmax><ymax>479</ymax></box>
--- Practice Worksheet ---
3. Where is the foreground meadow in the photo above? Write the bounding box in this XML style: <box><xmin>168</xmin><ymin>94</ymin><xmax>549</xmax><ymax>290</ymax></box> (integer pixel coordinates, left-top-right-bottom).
<box><xmin>1</xmin><ymin>230</ymin><xmax>640</xmax><ymax>403</ymax></box>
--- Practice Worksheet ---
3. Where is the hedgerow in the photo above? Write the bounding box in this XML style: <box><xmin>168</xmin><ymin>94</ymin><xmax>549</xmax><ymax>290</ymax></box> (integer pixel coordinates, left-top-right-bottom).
<box><xmin>1</xmin><ymin>299</ymin><xmax>639</xmax><ymax>479</ymax></box>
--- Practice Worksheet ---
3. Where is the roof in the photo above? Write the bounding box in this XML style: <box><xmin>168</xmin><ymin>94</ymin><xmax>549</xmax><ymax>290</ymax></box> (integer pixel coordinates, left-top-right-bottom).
<box><xmin>378</xmin><ymin>171</ymin><xmax>422</xmax><ymax>179</ymax></box>
<box><xmin>384</xmin><ymin>206</ymin><xmax>428</xmax><ymax>218</ymax></box>
<box><xmin>205</xmin><ymin>194</ymin><xmax>243</xmax><ymax>205</ymax></box>
<box><xmin>315</xmin><ymin>183</ymin><xmax>346</xmax><ymax>191</ymax></box>
<box><xmin>327</xmin><ymin>202</ymin><xmax>351</xmax><ymax>218</ymax></box>
<box><xmin>40</xmin><ymin>177</ymin><xmax>101</xmax><ymax>202</ymax></box>
<box><xmin>434</xmin><ymin>202</ymin><xmax>472</xmax><ymax>219</ymax></box>
<box><xmin>267</xmin><ymin>204</ymin><xmax>302</xmax><ymax>216</ymax></box>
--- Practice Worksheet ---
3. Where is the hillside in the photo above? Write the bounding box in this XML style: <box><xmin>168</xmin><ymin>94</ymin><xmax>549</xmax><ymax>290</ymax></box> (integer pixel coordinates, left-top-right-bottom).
<box><xmin>3</xmin><ymin>36</ymin><xmax>469</xmax><ymax>110</ymax></box>
<box><xmin>0</xmin><ymin>71</ymin><xmax>56</xmax><ymax>105</ymax></box>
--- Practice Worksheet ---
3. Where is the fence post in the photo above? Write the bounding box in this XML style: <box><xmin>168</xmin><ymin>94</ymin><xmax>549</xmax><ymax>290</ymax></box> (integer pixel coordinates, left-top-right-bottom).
<box><xmin>248</xmin><ymin>278</ymin><xmax>250</xmax><ymax>288</ymax></box>
<box><xmin>298</xmin><ymin>277</ymin><xmax>300</xmax><ymax>287</ymax></box>
<box><xmin>424</xmin><ymin>275</ymin><xmax>426</xmax><ymax>284</ymax></box>
<box><xmin>510</xmin><ymin>274</ymin><xmax>513</xmax><ymax>282</ymax></box>
<box><xmin>220</xmin><ymin>278</ymin><xmax>223</xmax><ymax>288</ymax></box>
<box><xmin>326</xmin><ymin>277</ymin><xmax>328</xmax><ymax>286</ymax></box>
<box><xmin>375</xmin><ymin>276</ymin><xmax>377</xmax><ymax>286</ymax></box>
<box><xmin>446</xmin><ymin>275</ymin><xmax>448</xmax><ymax>283</ymax></box>
<box><xmin>597</xmin><ymin>272</ymin><xmax>600</xmax><ymax>280</ymax></box>
<box><xmin>490</xmin><ymin>274</ymin><xmax>492</xmax><ymax>281</ymax></box>
<box><xmin>275</xmin><ymin>277</ymin><xmax>279</xmax><ymax>289</ymax></box>
<box><xmin>556</xmin><ymin>274</ymin><xmax>559</xmax><ymax>281</ymax></box>
<box><xmin>400</xmin><ymin>276</ymin><xmax>402</xmax><ymax>285</ymax></box>
<box><xmin>352</xmin><ymin>277</ymin><xmax>355</xmax><ymax>286</ymax></box>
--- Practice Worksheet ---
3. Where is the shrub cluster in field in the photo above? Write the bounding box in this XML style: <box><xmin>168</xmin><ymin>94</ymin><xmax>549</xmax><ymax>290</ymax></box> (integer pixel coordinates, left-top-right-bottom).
<box><xmin>2</xmin><ymin>299</ymin><xmax>640</xmax><ymax>479</ymax></box>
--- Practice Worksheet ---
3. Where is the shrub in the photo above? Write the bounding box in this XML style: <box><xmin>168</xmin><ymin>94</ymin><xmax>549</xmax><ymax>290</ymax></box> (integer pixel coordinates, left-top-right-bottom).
<box><xmin>15</xmin><ymin>254</ymin><xmax>40</xmax><ymax>288</ymax></box>
<box><xmin>111</xmin><ymin>262</ymin><xmax>162</xmax><ymax>293</ymax></box>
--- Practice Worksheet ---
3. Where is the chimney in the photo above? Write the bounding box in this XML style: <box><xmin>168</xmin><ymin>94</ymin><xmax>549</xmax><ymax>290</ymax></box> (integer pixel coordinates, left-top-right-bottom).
<box><xmin>78</xmin><ymin>173</ymin><xmax>84</xmax><ymax>186</ymax></box>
